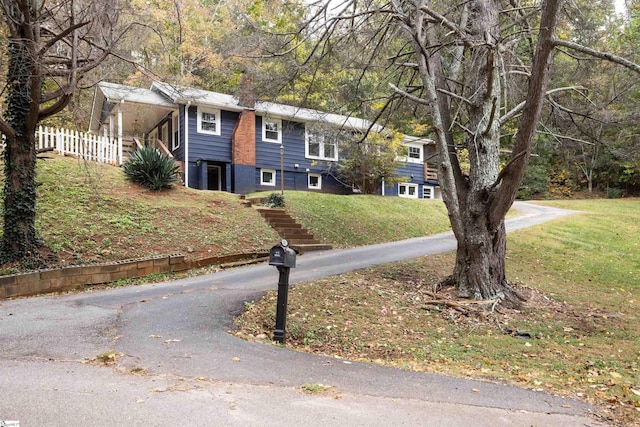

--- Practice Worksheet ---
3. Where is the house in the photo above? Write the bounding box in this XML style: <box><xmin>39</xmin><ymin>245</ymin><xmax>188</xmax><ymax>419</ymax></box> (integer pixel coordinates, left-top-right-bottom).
<box><xmin>89</xmin><ymin>81</ymin><xmax>441</xmax><ymax>199</ymax></box>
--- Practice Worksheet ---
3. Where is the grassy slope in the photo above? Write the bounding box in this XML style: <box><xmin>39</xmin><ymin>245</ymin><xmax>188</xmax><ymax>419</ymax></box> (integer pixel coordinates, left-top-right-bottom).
<box><xmin>236</xmin><ymin>199</ymin><xmax>640</xmax><ymax>426</ymax></box>
<box><xmin>281</xmin><ymin>191</ymin><xmax>452</xmax><ymax>247</ymax></box>
<box><xmin>0</xmin><ymin>156</ymin><xmax>279</xmax><ymax>271</ymax></box>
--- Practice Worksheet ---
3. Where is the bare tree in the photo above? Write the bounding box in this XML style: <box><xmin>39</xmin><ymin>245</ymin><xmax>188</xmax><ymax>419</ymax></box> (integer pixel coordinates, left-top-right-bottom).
<box><xmin>300</xmin><ymin>0</ymin><xmax>640</xmax><ymax>306</ymax></box>
<box><xmin>0</xmin><ymin>0</ymin><xmax>133</xmax><ymax>266</ymax></box>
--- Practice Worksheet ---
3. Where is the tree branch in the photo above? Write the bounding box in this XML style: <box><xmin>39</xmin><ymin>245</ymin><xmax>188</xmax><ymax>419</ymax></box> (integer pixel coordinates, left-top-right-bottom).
<box><xmin>499</xmin><ymin>86</ymin><xmax>587</xmax><ymax>123</ymax></box>
<box><xmin>37</xmin><ymin>20</ymin><xmax>91</xmax><ymax>56</ymax></box>
<box><xmin>0</xmin><ymin>118</ymin><xmax>16</xmax><ymax>140</ymax></box>
<box><xmin>554</xmin><ymin>38</ymin><xmax>640</xmax><ymax>74</ymax></box>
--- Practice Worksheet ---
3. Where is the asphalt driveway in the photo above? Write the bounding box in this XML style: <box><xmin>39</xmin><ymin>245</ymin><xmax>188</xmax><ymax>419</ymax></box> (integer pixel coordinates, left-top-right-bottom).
<box><xmin>0</xmin><ymin>202</ymin><xmax>607</xmax><ymax>426</ymax></box>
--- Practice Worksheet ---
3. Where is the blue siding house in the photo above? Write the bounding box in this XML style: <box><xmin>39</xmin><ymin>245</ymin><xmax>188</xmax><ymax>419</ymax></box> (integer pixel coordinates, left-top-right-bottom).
<box><xmin>89</xmin><ymin>81</ymin><xmax>441</xmax><ymax>199</ymax></box>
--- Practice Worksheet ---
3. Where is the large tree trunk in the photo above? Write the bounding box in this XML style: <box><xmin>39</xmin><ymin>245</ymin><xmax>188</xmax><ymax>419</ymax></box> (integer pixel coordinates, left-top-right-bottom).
<box><xmin>454</xmin><ymin>217</ymin><xmax>513</xmax><ymax>301</ymax></box>
<box><xmin>1</xmin><ymin>40</ymin><xmax>41</xmax><ymax>265</ymax></box>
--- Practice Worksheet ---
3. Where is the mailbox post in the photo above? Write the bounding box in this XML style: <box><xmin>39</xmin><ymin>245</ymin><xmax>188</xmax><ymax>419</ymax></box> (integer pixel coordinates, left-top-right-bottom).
<box><xmin>268</xmin><ymin>239</ymin><xmax>297</xmax><ymax>344</ymax></box>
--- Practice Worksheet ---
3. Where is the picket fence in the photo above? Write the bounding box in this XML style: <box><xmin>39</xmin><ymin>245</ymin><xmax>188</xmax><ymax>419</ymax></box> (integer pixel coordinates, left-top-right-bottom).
<box><xmin>37</xmin><ymin>126</ymin><xmax>121</xmax><ymax>165</ymax></box>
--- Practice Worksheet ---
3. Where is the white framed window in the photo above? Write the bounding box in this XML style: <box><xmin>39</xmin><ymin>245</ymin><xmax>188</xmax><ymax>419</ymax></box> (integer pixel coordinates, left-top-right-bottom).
<box><xmin>148</xmin><ymin>128</ymin><xmax>158</xmax><ymax>143</ymax></box>
<box><xmin>262</xmin><ymin>117</ymin><xmax>281</xmax><ymax>143</ymax></box>
<box><xmin>423</xmin><ymin>186</ymin><xmax>434</xmax><ymax>199</ymax></box>
<box><xmin>399</xmin><ymin>183</ymin><xmax>419</xmax><ymax>199</ymax></box>
<box><xmin>306</xmin><ymin>129</ymin><xmax>338</xmax><ymax>161</ymax></box>
<box><xmin>308</xmin><ymin>173</ymin><xmax>322</xmax><ymax>190</ymax></box>
<box><xmin>261</xmin><ymin>169</ymin><xmax>276</xmax><ymax>186</ymax></box>
<box><xmin>172</xmin><ymin>113</ymin><xmax>180</xmax><ymax>150</ymax></box>
<box><xmin>197</xmin><ymin>107</ymin><xmax>221</xmax><ymax>135</ymax></box>
<box><xmin>403</xmin><ymin>143</ymin><xmax>423</xmax><ymax>164</ymax></box>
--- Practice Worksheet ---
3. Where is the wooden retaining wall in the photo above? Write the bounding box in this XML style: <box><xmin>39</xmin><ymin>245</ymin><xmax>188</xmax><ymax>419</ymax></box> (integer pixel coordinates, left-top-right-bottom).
<box><xmin>0</xmin><ymin>251</ymin><xmax>268</xmax><ymax>299</ymax></box>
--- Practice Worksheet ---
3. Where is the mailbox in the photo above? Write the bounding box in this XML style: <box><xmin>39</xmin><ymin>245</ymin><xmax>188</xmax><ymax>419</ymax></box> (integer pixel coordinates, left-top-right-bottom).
<box><xmin>269</xmin><ymin>239</ymin><xmax>297</xmax><ymax>268</ymax></box>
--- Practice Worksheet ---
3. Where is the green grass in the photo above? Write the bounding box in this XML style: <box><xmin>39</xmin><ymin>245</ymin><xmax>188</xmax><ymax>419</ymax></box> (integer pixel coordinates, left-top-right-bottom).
<box><xmin>276</xmin><ymin>191</ymin><xmax>452</xmax><ymax>247</ymax></box>
<box><xmin>236</xmin><ymin>199</ymin><xmax>640</xmax><ymax>425</ymax></box>
<box><xmin>1</xmin><ymin>156</ymin><xmax>279</xmax><ymax>270</ymax></box>
<box><xmin>507</xmin><ymin>199</ymin><xmax>640</xmax><ymax>308</ymax></box>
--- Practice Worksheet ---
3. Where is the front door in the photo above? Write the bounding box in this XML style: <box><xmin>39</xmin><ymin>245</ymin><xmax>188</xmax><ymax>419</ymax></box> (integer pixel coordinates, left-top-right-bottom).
<box><xmin>207</xmin><ymin>164</ymin><xmax>221</xmax><ymax>190</ymax></box>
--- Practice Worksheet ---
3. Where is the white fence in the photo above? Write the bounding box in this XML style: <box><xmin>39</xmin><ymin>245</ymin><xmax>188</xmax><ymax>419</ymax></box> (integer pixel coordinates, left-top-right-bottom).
<box><xmin>37</xmin><ymin>126</ymin><xmax>120</xmax><ymax>165</ymax></box>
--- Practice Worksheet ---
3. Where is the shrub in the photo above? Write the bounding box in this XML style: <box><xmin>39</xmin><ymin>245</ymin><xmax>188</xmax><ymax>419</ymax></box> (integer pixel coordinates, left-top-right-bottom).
<box><xmin>266</xmin><ymin>192</ymin><xmax>285</xmax><ymax>208</ymax></box>
<box><xmin>606</xmin><ymin>187</ymin><xmax>625</xmax><ymax>199</ymax></box>
<box><xmin>122</xmin><ymin>146</ymin><xmax>180</xmax><ymax>191</ymax></box>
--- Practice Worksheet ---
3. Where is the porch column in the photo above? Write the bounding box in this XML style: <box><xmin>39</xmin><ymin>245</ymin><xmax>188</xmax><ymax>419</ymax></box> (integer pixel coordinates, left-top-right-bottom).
<box><xmin>184</xmin><ymin>103</ymin><xmax>190</xmax><ymax>188</ymax></box>
<box><xmin>117</xmin><ymin>102</ymin><xmax>123</xmax><ymax>165</ymax></box>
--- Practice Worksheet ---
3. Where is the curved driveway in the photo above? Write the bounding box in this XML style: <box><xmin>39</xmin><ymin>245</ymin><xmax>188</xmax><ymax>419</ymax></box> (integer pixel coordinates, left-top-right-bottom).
<box><xmin>0</xmin><ymin>203</ymin><xmax>606</xmax><ymax>426</ymax></box>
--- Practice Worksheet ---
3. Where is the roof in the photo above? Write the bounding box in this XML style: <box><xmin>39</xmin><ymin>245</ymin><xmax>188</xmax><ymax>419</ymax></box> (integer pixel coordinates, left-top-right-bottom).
<box><xmin>151</xmin><ymin>81</ymin><xmax>382</xmax><ymax>133</ymax></box>
<box><xmin>151</xmin><ymin>81</ymin><xmax>242</xmax><ymax>112</ymax></box>
<box><xmin>88</xmin><ymin>82</ymin><xmax>176</xmax><ymax>133</ymax></box>
<box><xmin>89</xmin><ymin>81</ymin><xmax>434</xmax><ymax>145</ymax></box>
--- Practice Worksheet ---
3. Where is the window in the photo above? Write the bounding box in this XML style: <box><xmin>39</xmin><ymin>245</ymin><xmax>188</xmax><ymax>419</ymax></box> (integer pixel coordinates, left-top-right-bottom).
<box><xmin>262</xmin><ymin>118</ymin><xmax>281</xmax><ymax>143</ymax></box>
<box><xmin>161</xmin><ymin>122</ymin><xmax>169</xmax><ymax>145</ymax></box>
<box><xmin>404</xmin><ymin>144</ymin><xmax>423</xmax><ymax>164</ymax></box>
<box><xmin>261</xmin><ymin>169</ymin><xmax>276</xmax><ymax>186</ymax></box>
<box><xmin>399</xmin><ymin>183</ymin><xmax>418</xmax><ymax>199</ymax></box>
<box><xmin>423</xmin><ymin>186</ymin><xmax>433</xmax><ymax>199</ymax></box>
<box><xmin>308</xmin><ymin>173</ymin><xmax>322</xmax><ymax>190</ymax></box>
<box><xmin>172</xmin><ymin>114</ymin><xmax>180</xmax><ymax>150</ymax></box>
<box><xmin>306</xmin><ymin>129</ymin><xmax>338</xmax><ymax>161</ymax></box>
<box><xmin>197</xmin><ymin>107</ymin><xmax>220</xmax><ymax>135</ymax></box>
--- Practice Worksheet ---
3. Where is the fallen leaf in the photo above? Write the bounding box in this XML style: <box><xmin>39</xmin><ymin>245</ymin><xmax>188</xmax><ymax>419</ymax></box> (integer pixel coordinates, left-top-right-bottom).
<box><xmin>630</xmin><ymin>388</ymin><xmax>640</xmax><ymax>396</ymax></box>
<box><xmin>164</xmin><ymin>339</ymin><xmax>181</xmax><ymax>344</ymax></box>
<box><xmin>136</xmin><ymin>399</ymin><xmax>145</xmax><ymax>404</ymax></box>
<box><xmin>232</xmin><ymin>357</ymin><xmax>240</xmax><ymax>362</ymax></box>
<box><xmin>472</xmin><ymin>388</ymin><xmax>480</xmax><ymax>392</ymax></box>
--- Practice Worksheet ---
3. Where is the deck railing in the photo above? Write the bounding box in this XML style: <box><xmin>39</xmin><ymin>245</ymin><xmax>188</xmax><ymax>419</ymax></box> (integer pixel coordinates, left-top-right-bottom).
<box><xmin>424</xmin><ymin>162</ymin><xmax>438</xmax><ymax>181</ymax></box>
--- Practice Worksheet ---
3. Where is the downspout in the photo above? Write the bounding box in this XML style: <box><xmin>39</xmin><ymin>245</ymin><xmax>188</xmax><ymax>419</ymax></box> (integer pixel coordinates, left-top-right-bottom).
<box><xmin>184</xmin><ymin>101</ymin><xmax>191</xmax><ymax>187</ymax></box>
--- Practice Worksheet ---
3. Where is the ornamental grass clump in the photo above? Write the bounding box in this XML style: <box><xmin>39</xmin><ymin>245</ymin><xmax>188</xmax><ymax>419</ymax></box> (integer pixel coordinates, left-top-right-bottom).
<box><xmin>123</xmin><ymin>146</ymin><xmax>180</xmax><ymax>191</ymax></box>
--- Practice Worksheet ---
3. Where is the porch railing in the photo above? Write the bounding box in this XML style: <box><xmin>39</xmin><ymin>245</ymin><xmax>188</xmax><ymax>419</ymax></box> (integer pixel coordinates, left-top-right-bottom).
<box><xmin>424</xmin><ymin>162</ymin><xmax>438</xmax><ymax>181</ymax></box>
<box><xmin>37</xmin><ymin>125</ymin><xmax>120</xmax><ymax>165</ymax></box>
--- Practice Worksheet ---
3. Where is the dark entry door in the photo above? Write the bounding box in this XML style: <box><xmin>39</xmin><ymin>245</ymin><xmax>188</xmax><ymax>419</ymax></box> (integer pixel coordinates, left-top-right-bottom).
<box><xmin>207</xmin><ymin>165</ymin><xmax>221</xmax><ymax>190</ymax></box>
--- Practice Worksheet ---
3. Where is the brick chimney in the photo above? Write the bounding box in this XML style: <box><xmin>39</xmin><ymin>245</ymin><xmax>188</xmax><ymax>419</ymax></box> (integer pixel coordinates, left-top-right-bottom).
<box><xmin>232</xmin><ymin>109</ymin><xmax>256</xmax><ymax>166</ymax></box>
<box><xmin>233</xmin><ymin>73</ymin><xmax>257</xmax><ymax>166</ymax></box>
<box><xmin>237</xmin><ymin>72</ymin><xmax>257</xmax><ymax>109</ymax></box>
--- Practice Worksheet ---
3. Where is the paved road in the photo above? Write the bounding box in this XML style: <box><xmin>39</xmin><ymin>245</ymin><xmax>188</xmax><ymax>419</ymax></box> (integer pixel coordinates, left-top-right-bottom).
<box><xmin>0</xmin><ymin>203</ymin><xmax>607</xmax><ymax>426</ymax></box>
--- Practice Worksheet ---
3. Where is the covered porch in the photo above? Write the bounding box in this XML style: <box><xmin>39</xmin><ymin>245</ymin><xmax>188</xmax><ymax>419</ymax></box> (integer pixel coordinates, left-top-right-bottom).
<box><xmin>89</xmin><ymin>82</ymin><xmax>178</xmax><ymax>164</ymax></box>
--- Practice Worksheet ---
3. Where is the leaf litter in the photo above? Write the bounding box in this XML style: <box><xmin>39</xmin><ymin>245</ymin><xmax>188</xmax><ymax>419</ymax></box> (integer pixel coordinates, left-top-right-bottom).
<box><xmin>234</xmin><ymin>254</ymin><xmax>639</xmax><ymax>426</ymax></box>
